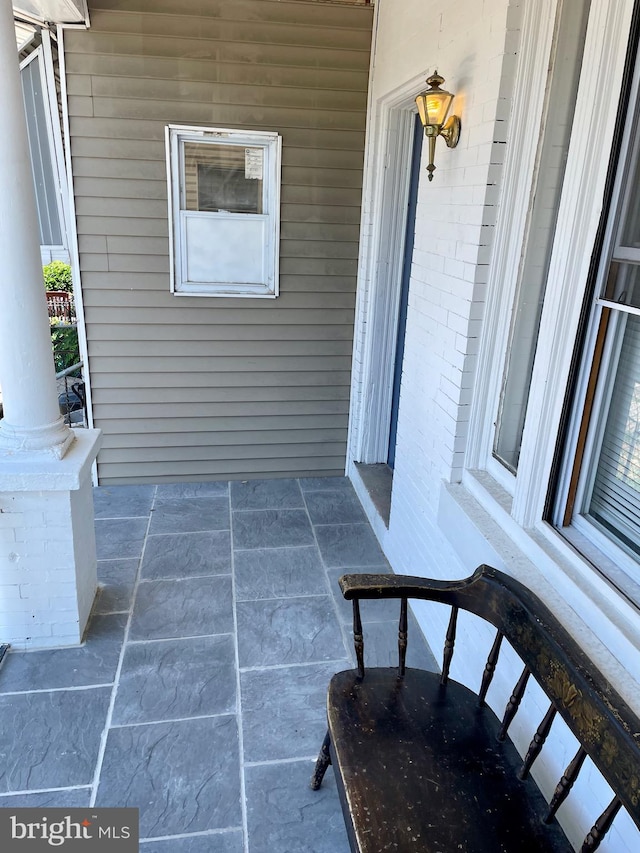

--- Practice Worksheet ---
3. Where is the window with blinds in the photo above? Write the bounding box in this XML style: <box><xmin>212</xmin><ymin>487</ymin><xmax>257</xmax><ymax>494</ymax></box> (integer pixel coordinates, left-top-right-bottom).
<box><xmin>588</xmin><ymin>313</ymin><xmax>640</xmax><ymax>555</ymax></box>
<box><xmin>558</xmin><ymin>35</ymin><xmax>640</xmax><ymax>590</ymax></box>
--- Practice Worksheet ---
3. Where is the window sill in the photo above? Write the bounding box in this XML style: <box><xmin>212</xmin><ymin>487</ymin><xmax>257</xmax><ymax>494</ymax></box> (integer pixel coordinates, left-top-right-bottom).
<box><xmin>439</xmin><ymin>471</ymin><xmax>640</xmax><ymax>714</ymax></box>
<box><xmin>559</xmin><ymin>520</ymin><xmax>640</xmax><ymax>611</ymax></box>
<box><xmin>171</xmin><ymin>287</ymin><xmax>278</xmax><ymax>299</ymax></box>
<box><xmin>354</xmin><ymin>462</ymin><xmax>392</xmax><ymax>527</ymax></box>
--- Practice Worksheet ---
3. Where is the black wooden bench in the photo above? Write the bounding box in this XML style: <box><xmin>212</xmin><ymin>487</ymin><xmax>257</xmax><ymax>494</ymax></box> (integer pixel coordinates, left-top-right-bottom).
<box><xmin>311</xmin><ymin>565</ymin><xmax>640</xmax><ymax>852</ymax></box>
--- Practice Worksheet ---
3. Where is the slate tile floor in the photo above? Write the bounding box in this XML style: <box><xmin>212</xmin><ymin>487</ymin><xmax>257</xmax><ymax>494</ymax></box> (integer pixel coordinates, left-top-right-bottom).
<box><xmin>0</xmin><ymin>477</ymin><xmax>437</xmax><ymax>852</ymax></box>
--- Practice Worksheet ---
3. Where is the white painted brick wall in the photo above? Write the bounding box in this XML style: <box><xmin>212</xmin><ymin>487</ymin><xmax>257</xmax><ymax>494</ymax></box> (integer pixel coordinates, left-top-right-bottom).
<box><xmin>349</xmin><ymin>1</ymin><xmax>637</xmax><ymax>849</ymax></box>
<box><xmin>351</xmin><ymin>0</ymin><xmax>518</xmax><ymax>609</ymax></box>
<box><xmin>0</xmin><ymin>483</ymin><xmax>97</xmax><ymax>649</ymax></box>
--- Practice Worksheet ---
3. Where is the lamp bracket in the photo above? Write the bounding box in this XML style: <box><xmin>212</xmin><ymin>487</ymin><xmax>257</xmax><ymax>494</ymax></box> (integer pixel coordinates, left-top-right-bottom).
<box><xmin>440</xmin><ymin>115</ymin><xmax>461</xmax><ymax>149</ymax></box>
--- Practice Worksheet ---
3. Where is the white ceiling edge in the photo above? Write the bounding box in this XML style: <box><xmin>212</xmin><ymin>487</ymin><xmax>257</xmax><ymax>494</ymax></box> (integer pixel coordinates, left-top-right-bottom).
<box><xmin>13</xmin><ymin>0</ymin><xmax>88</xmax><ymax>26</ymax></box>
<box><xmin>14</xmin><ymin>1</ymin><xmax>88</xmax><ymax>50</ymax></box>
<box><xmin>15</xmin><ymin>19</ymin><xmax>36</xmax><ymax>49</ymax></box>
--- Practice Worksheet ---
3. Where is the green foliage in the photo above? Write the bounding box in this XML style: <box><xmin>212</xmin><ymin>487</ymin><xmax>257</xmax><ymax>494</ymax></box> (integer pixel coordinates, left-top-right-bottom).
<box><xmin>51</xmin><ymin>324</ymin><xmax>80</xmax><ymax>373</ymax></box>
<box><xmin>43</xmin><ymin>261</ymin><xmax>72</xmax><ymax>292</ymax></box>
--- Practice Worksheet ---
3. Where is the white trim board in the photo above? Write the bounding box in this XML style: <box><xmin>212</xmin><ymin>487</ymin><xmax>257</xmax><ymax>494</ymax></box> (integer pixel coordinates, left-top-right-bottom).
<box><xmin>347</xmin><ymin>74</ymin><xmax>427</xmax><ymax>466</ymax></box>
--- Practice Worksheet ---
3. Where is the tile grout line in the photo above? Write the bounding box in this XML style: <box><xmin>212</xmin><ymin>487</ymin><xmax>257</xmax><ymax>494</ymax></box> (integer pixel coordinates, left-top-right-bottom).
<box><xmin>0</xmin><ymin>785</ymin><xmax>92</xmax><ymax>798</ymax></box>
<box><xmin>88</xmin><ymin>485</ymin><xmax>158</xmax><ymax>809</ymax></box>
<box><xmin>137</xmin><ymin>571</ymin><xmax>232</xmax><ymax>585</ymax></box>
<box><xmin>229</xmin><ymin>483</ymin><xmax>250</xmax><ymax>853</ymax></box>
<box><xmin>139</xmin><ymin>827</ymin><xmax>241</xmax><ymax>844</ymax></box>
<box><xmin>125</xmin><ymin>631</ymin><xmax>234</xmax><ymax>646</ymax></box>
<box><xmin>109</xmin><ymin>710</ymin><xmax>237</xmax><ymax>730</ymax></box>
<box><xmin>244</xmin><ymin>755</ymin><xmax>322</xmax><ymax>768</ymax></box>
<box><xmin>300</xmin><ymin>483</ymin><xmax>355</xmax><ymax>665</ymax></box>
<box><xmin>239</xmin><ymin>658</ymin><xmax>349</xmax><ymax>674</ymax></box>
<box><xmin>140</xmin><ymin>527</ymin><xmax>230</xmax><ymax>538</ymax></box>
<box><xmin>0</xmin><ymin>683</ymin><xmax>114</xmax><ymax>697</ymax></box>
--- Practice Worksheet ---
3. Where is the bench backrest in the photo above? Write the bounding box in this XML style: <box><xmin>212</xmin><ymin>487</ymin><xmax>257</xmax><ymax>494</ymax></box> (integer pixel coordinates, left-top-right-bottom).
<box><xmin>340</xmin><ymin>565</ymin><xmax>640</xmax><ymax>849</ymax></box>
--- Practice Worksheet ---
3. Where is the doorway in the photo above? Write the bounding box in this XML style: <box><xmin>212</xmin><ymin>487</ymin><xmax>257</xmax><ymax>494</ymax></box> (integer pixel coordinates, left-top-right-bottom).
<box><xmin>387</xmin><ymin>114</ymin><xmax>423</xmax><ymax>468</ymax></box>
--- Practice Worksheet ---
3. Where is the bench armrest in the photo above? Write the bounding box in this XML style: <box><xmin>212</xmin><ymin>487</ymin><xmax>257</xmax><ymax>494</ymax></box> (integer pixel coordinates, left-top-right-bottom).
<box><xmin>339</xmin><ymin>569</ymin><xmax>483</xmax><ymax>602</ymax></box>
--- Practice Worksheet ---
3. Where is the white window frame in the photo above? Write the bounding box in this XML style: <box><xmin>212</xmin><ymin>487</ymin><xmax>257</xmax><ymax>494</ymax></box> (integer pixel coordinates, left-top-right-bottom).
<box><xmin>20</xmin><ymin>36</ymin><xmax>70</xmax><ymax>263</ymax></box>
<box><xmin>460</xmin><ymin>0</ymin><xmax>640</xmax><ymax>637</ymax></box>
<box><xmin>552</xmin><ymin>42</ymin><xmax>640</xmax><ymax>605</ymax></box>
<box><xmin>166</xmin><ymin>125</ymin><xmax>281</xmax><ymax>298</ymax></box>
<box><xmin>346</xmin><ymin>77</ymin><xmax>428</xmax><ymax>466</ymax></box>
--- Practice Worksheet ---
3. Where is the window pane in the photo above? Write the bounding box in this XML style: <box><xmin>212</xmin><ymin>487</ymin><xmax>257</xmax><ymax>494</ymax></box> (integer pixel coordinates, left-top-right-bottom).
<box><xmin>602</xmin><ymin>261</ymin><xmax>640</xmax><ymax>309</ymax></box>
<box><xmin>588</xmin><ymin>314</ymin><xmax>640</xmax><ymax>556</ymax></box>
<box><xmin>182</xmin><ymin>142</ymin><xmax>263</xmax><ymax>214</ymax></box>
<box><xmin>20</xmin><ymin>54</ymin><xmax>63</xmax><ymax>246</ymax></box>
<box><xmin>619</xmin><ymin>141</ymin><xmax>640</xmax><ymax>249</ymax></box>
<box><xmin>493</xmin><ymin>0</ymin><xmax>590</xmax><ymax>473</ymax></box>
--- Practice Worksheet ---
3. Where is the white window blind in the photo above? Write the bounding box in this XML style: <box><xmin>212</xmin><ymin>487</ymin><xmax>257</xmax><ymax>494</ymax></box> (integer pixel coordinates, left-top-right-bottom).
<box><xmin>589</xmin><ymin>313</ymin><xmax>640</xmax><ymax>555</ymax></box>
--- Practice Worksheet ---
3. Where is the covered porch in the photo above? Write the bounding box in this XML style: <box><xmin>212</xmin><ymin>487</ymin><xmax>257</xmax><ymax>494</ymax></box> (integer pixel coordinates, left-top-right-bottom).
<box><xmin>0</xmin><ymin>476</ymin><xmax>436</xmax><ymax>850</ymax></box>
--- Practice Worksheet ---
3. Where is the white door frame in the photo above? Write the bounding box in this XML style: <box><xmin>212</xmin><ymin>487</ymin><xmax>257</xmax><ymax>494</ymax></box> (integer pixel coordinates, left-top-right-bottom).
<box><xmin>348</xmin><ymin>75</ymin><xmax>426</xmax><ymax>466</ymax></box>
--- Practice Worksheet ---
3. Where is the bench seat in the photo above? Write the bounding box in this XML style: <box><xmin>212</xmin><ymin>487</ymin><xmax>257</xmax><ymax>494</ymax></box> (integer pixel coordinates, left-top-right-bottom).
<box><xmin>329</xmin><ymin>667</ymin><xmax>572</xmax><ymax>853</ymax></box>
<box><xmin>312</xmin><ymin>567</ymin><xmax>640</xmax><ymax>852</ymax></box>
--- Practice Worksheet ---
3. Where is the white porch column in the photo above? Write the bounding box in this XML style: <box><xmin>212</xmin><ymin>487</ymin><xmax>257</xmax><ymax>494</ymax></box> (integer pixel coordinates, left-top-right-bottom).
<box><xmin>0</xmin><ymin>0</ymin><xmax>101</xmax><ymax>649</ymax></box>
<box><xmin>0</xmin><ymin>0</ymin><xmax>71</xmax><ymax>456</ymax></box>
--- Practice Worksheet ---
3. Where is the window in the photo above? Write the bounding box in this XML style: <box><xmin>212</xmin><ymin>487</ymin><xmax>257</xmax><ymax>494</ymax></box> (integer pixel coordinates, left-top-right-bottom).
<box><xmin>20</xmin><ymin>48</ymin><xmax>65</xmax><ymax>249</ymax></box>
<box><xmin>166</xmin><ymin>126</ymin><xmax>281</xmax><ymax>297</ymax></box>
<box><xmin>463</xmin><ymin>0</ymin><xmax>640</xmax><ymax>611</ymax></box>
<box><xmin>493</xmin><ymin>0</ymin><xmax>590</xmax><ymax>475</ymax></box>
<box><xmin>556</xmin><ymin>42</ymin><xmax>640</xmax><ymax>596</ymax></box>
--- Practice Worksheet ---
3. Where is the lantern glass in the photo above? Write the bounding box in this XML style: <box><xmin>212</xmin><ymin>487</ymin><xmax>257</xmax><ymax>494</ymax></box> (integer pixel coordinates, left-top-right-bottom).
<box><xmin>416</xmin><ymin>72</ymin><xmax>455</xmax><ymax>129</ymax></box>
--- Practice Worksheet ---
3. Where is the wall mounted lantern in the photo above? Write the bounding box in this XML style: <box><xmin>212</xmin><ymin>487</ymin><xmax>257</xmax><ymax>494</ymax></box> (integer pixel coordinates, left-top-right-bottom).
<box><xmin>415</xmin><ymin>72</ymin><xmax>461</xmax><ymax>181</ymax></box>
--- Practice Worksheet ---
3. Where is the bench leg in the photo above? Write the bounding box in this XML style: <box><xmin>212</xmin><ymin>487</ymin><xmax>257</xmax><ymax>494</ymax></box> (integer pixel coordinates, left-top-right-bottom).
<box><xmin>310</xmin><ymin>730</ymin><xmax>332</xmax><ymax>790</ymax></box>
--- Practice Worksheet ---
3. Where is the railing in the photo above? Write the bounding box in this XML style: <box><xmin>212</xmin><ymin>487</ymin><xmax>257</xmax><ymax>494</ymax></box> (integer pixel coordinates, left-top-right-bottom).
<box><xmin>56</xmin><ymin>360</ymin><xmax>86</xmax><ymax>427</ymax></box>
<box><xmin>46</xmin><ymin>290</ymin><xmax>75</xmax><ymax>324</ymax></box>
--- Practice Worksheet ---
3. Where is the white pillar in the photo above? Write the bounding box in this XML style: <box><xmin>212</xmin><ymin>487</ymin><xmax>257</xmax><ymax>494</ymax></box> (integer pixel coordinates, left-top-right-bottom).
<box><xmin>0</xmin><ymin>0</ymin><xmax>72</xmax><ymax>457</ymax></box>
<box><xmin>0</xmin><ymin>0</ymin><xmax>102</xmax><ymax>649</ymax></box>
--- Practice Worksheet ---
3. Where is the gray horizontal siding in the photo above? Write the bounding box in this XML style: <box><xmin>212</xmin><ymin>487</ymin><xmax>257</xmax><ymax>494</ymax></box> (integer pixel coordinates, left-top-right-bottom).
<box><xmin>70</xmin><ymin>138</ymin><xmax>366</xmax><ymax>169</ymax></box>
<box><xmin>99</xmin><ymin>461</ymin><xmax>348</xmax><ymax>485</ymax></box>
<box><xmin>94</xmin><ymin>415</ymin><xmax>348</xmax><ymax>432</ymax></box>
<box><xmin>67</xmin><ymin>33</ymin><xmax>369</xmax><ymax>72</ymax></box>
<box><xmin>69</xmin><ymin>118</ymin><xmax>366</xmax><ymax>153</ymax></box>
<box><xmin>99</xmin><ymin>444</ymin><xmax>347</xmax><ymax>463</ymax></box>
<box><xmin>64</xmin><ymin>57</ymin><xmax>369</xmax><ymax>93</ymax></box>
<box><xmin>87</xmin><ymin>339</ymin><xmax>354</xmax><ymax>357</ymax></box>
<box><xmin>104</xmin><ymin>427</ymin><xmax>347</xmax><ymax>447</ymax></box>
<box><xmin>89</xmin><ymin>0</ymin><xmax>369</xmax><ymax>27</ymax></box>
<box><xmin>80</xmin><ymin>272</ymin><xmax>358</xmax><ymax>293</ymax></box>
<box><xmin>67</xmin><ymin>0</ymin><xmax>372</xmax><ymax>483</ymax></box>
<box><xmin>94</xmin><ymin>386</ymin><xmax>351</xmax><ymax>403</ymax></box>
<box><xmin>85</xmin><ymin>10</ymin><xmax>372</xmax><ymax>51</ymax></box>
<box><xmin>86</xmin><ymin>323</ymin><xmax>354</xmax><ymax>342</ymax></box>
<box><xmin>89</xmin><ymin>371</ymin><xmax>352</xmax><ymax>389</ymax></box>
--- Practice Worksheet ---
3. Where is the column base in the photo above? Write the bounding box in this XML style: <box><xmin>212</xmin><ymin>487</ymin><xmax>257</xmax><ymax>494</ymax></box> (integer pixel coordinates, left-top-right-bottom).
<box><xmin>0</xmin><ymin>415</ymin><xmax>74</xmax><ymax>459</ymax></box>
<box><xmin>0</xmin><ymin>429</ymin><xmax>102</xmax><ymax>649</ymax></box>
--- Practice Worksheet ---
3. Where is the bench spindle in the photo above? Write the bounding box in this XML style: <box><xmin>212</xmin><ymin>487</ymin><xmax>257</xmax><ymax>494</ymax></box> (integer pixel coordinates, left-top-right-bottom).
<box><xmin>518</xmin><ymin>704</ymin><xmax>557</xmax><ymax>780</ymax></box>
<box><xmin>310</xmin><ymin>730</ymin><xmax>332</xmax><ymax>791</ymax></box>
<box><xmin>581</xmin><ymin>796</ymin><xmax>622</xmax><ymax>852</ymax></box>
<box><xmin>398</xmin><ymin>597</ymin><xmax>408</xmax><ymax>676</ymax></box>
<box><xmin>352</xmin><ymin>598</ymin><xmax>364</xmax><ymax>678</ymax></box>
<box><xmin>498</xmin><ymin>665</ymin><xmax>531</xmax><ymax>741</ymax></box>
<box><xmin>479</xmin><ymin>629</ymin><xmax>503</xmax><ymax>703</ymax></box>
<box><xmin>544</xmin><ymin>747</ymin><xmax>588</xmax><ymax>824</ymax></box>
<box><xmin>441</xmin><ymin>605</ymin><xmax>458</xmax><ymax>685</ymax></box>
<box><xmin>318</xmin><ymin>567</ymin><xmax>640</xmax><ymax>853</ymax></box>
